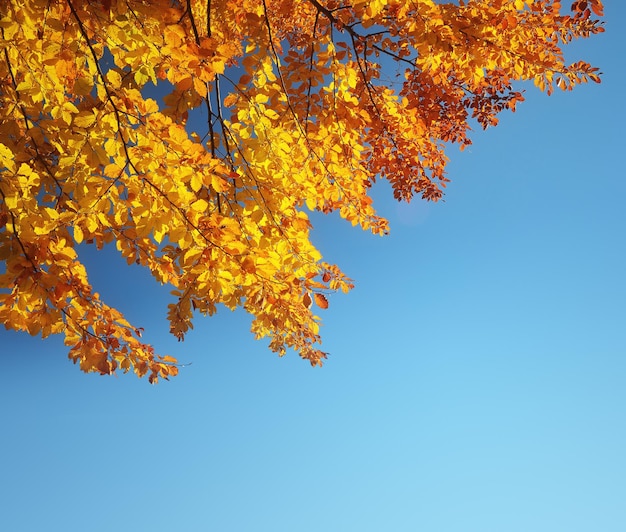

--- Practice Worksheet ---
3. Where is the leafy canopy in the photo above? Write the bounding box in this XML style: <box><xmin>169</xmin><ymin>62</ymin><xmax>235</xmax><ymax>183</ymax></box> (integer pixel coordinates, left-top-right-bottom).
<box><xmin>0</xmin><ymin>0</ymin><xmax>604</xmax><ymax>381</ymax></box>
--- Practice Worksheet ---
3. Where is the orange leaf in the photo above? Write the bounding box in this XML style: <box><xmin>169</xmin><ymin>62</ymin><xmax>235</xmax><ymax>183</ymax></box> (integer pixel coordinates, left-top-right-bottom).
<box><xmin>314</xmin><ymin>293</ymin><xmax>329</xmax><ymax>309</ymax></box>
<box><xmin>590</xmin><ymin>0</ymin><xmax>604</xmax><ymax>16</ymax></box>
<box><xmin>303</xmin><ymin>292</ymin><xmax>312</xmax><ymax>308</ymax></box>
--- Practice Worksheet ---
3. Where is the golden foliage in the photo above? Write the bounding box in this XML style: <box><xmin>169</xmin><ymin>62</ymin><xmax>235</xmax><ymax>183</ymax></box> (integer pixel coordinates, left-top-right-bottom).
<box><xmin>0</xmin><ymin>0</ymin><xmax>603</xmax><ymax>380</ymax></box>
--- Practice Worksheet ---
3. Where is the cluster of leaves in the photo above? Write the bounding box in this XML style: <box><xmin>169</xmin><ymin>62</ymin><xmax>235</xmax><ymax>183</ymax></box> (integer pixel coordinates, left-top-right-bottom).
<box><xmin>0</xmin><ymin>0</ymin><xmax>603</xmax><ymax>381</ymax></box>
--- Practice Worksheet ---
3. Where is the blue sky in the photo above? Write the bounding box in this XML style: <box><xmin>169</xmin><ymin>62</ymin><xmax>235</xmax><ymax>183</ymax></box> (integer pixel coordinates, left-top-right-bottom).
<box><xmin>2</xmin><ymin>3</ymin><xmax>625</xmax><ymax>531</ymax></box>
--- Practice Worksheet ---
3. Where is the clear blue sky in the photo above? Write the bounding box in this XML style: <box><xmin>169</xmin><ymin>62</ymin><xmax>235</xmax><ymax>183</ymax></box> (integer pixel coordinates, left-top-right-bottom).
<box><xmin>2</xmin><ymin>3</ymin><xmax>625</xmax><ymax>531</ymax></box>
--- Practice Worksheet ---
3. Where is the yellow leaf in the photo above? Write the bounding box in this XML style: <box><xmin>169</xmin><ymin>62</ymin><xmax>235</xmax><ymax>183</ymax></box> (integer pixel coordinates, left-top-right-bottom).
<box><xmin>106</xmin><ymin>69</ymin><xmax>122</xmax><ymax>86</ymax></box>
<box><xmin>191</xmin><ymin>174</ymin><xmax>203</xmax><ymax>192</ymax></box>
<box><xmin>191</xmin><ymin>199</ymin><xmax>209</xmax><ymax>212</ymax></box>
<box><xmin>305</xmin><ymin>197</ymin><xmax>317</xmax><ymax>211</ymax></box>
<box><xmin>264</xmin><ymin>108</ymin><xmax>279</xmax><ymax>120</ymax></box>
<box><xmin>0</xmin><ymin>143</ymin><xmax>16</xmax><ymax>172</ymax></box>
<box><xmin>134</xmin><ymin>65</ymin><xmax>152</xmax><ymax>86</ymax></box>
<box><xmin>211</xmin><ymin>175</ymin><xmax>229</xmax><ymax>193</ymax></box>
<box><xmin>74</xmin><ymin>225</ymin><xmax>84</xmax><ymax>244</ymax></box>
<box><xmin>74</xmin><ymin>112</ymin><xmax>97</xmax><ymax>128</ymax></box>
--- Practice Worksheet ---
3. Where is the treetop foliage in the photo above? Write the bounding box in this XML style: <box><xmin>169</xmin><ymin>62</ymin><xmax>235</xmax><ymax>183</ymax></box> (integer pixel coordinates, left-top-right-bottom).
<box><xmin>0</xmin><ymin>0</ymin><xmax>604</xmax><ymax>381</ymax></box>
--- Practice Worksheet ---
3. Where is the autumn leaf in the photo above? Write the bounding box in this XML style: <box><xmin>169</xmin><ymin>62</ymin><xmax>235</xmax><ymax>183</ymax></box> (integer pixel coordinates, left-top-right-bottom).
<box><xmin>314</xmin><ymin>293</ymin><xmax>329</xmax><ymax>310</ymax></box>
<box><xmin>303</xmin><ymin>292</ymin><xmax>312</xmax><ymax>309</ymax></box>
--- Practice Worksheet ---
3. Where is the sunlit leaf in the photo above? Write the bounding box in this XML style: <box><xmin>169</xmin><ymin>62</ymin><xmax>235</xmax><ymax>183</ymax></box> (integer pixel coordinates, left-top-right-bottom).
<box><xmin>313</xmin><ymin>293</ymin><xmax>329</xmax><ymax>310</ymax></box>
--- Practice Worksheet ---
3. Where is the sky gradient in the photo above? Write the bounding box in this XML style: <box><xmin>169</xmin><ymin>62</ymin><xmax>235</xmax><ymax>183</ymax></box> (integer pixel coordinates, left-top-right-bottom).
<box><xmin>2</xmin><ymin>3</ymin><xmax>625</xmax><ymax>531</ymax></box>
